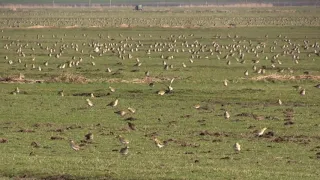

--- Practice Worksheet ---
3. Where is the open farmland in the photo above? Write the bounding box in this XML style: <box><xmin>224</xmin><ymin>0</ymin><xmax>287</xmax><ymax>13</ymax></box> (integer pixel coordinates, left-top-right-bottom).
<box><xmin>0</xmin><ymin>6</ymin><xmax>320</xmax><ymax>180</ymax></box>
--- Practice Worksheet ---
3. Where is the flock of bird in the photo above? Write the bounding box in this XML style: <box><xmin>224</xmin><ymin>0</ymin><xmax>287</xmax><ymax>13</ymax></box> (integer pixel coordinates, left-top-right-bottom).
<box><xmin>2</xmin><ymin>29</ymin><xmax>320</xmax><ymax>157</ymax></box>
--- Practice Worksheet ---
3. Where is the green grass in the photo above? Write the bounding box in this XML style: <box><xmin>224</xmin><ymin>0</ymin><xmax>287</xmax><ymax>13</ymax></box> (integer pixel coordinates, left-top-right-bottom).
<box><xmin>1</xmin><ymin>0</ymin><xmax>313</xmax><ymax>4</ymax></box>
<box><xmin>0</xmin><ymin>7</ymin><xmax>320</xmax><ymax>180</ymax></box>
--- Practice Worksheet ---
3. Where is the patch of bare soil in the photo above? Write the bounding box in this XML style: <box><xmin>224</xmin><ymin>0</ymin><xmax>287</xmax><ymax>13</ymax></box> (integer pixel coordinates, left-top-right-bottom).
<box><xmin>27</xmin><ymin>25</ymin><xmax>53</xmax><ymax>29</ymax></box>
<box><xmin>64</xmin><ymin>25</ymin><xmax>79</xmax><ymax>29</ymax></box>
<box><xmin>1</xmin><ymin>74</ymin><xmax>176</xmax><ymax>84</ymax></box>
<box><xmin>271</xmin><ymin>135</ymin><xmax>313</xmax><ymax>144</ymax></box>
<box><xmin>0</xmin><ymin>75</ymin><xmax>43</xmax><ymax>84</ymax></box>
<box><xmin>252</xmin><ymin>74</ymin><xmax>320</xmax><ymax>81</ymax></box>
<box><xmin>119</xmin><ymin>24</ymin><xmax>129</xmax><ymax>28</ymax></box>
<box><xmin>48</xmin><ymin>73</ymin><xmax>87</xmax><ymax>83</ymax></box>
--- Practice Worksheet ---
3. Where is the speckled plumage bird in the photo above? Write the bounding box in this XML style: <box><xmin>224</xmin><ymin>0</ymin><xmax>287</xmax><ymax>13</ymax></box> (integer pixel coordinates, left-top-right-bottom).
<box><xmin>120</xmin><ymin>146</ymin><xmax>129</xmax><ymax>155</ymax></box>
<box><xmin>153</xmin><ymin>137</ymin><xmax>164</xmax><ymax>148</ymax></box>
<box><xmin>300</xmin><ymin>89</ymin><xmax>306</xmax><ymax>96</ymax></box>
<box><xmin>257</xmin><ymin>127</ymin><xmax>267</xmax><ymax>137</ymax></box>
<box><xmin>109</xmin><ymin>86</ymin><xmax>115</xmax><ymax>92</ymax></box>
<box><xmin>234</xmin><ymin>142</ymin><xmax>241</xmax><ymax>153</ymax></box>
<box><xmin>85</xmin><ymin>133</ymin><xmax>93</xmax><ymax>141</ymax></box>
<box><xmin>194</xmin><ymin>104</ymin><xmax>201</xmax><ymax>109</ymax></box>
<box><xmin>127</xmin><ymin>107</ymin><xmax>136</xmax><ymax>113</ymax></box>
<box><xmin>224</xmin><ymin>111</ymin><xmax>230</xmax><ymax>119</ymax></box>
<box><xmin>115</xmin><ymin>110</ymin><xmax>127</xmax><ymax>117</ymax></box>
<box><xmin>86</xmin><ymin>98</ymin><xmax>93</xmax><ymax>107</ymax></box>
<box><xmin>128</xmin><ymin>122</ymin><xmax>136</xmax><ymax>130</ymax></box>
<box><xmin>109</xmin><ymin>99</ymin><xmax>119</xmax><ymax>107</ymax></box>
<box><xmin>69</xmin><ymin>140</ymin><xmax>80</xmax><ymax>151</ymax></box>
<box><xmin>158</xmin><ymin>90</ymin><xmax>166</xmax><ymax>95</ymax></box>
<box><xmin>117</xmin><ymin>135</ymin><xmax>129</xmax><ymax>145</ymax></box>
<box><xmin>223</xmin><ymin>79</ymin><xmax>228</xmax><ymax>86</ymax></box>
<box><xmin>15</xmin><ymin>87</ymin><xmax>20</xmax><ymax>94</ymax></box>
<box><xmin>58</xmin><ymin>90</ymin><xmax>64</xmax><ymax>97</ymax></box>
<box><xmin>244</xmin><ymin>70</ymin><xmax>249</xmax><ymax>76</ymax></box>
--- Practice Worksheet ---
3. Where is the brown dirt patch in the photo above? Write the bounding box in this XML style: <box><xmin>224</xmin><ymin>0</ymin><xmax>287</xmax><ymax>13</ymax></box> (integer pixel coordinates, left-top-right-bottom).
<box><xmin>1</xmin><ymin>74</ymin><xmax>176</xmax><ymax>84</ymax></box>
<box><xmin>252</xmin><ymin>74</ymin><xmax>320</xmax><ymax>81</ymax></box>
<box><xmin>0</xmin><ymin>75</ymin><xmax>43</xmax><ymax>84</ymax></box>
<box><xmin>48</xmin><ymin>73</ymin><xmax>88</xmax><ymax>83</ymax></box>
<box><xmin>27</xmin><ymin>25</ymin><xmax>53</xmax><ymax>29</ymax></box>
<box><xmin>64</xmin><ymin>25</ymin><xmax>79</xmax><ymax>29</ymax></box>
<box><xmin>119</xmin><ymin>24</ymin><xmax>129</xmax><ymax>28</ymax></box>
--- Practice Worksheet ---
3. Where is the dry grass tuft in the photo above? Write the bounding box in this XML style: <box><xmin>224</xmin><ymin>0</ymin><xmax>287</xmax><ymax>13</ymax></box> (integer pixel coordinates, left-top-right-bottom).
<box><xmin>49</xmin><ymin>73</ymin><xmax>87</xmax><ymax>83</ymax></box>
<box><xmin>252</xmin><ymin>74</ymin><xmax>320</xmax><ymax>81</ymax></box>
<box><xmin>0</xmin><ymin>74</ymin><xmax>43</xmax><ymax>84</ymax></box>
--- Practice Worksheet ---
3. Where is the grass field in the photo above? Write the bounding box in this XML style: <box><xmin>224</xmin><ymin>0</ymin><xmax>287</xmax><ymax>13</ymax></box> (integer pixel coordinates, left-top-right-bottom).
<box><xmin>0</xmin><ymin>6</ymin><xmax>320</xmax><ymax>180</ymax></box>
<box><xmin>1</xmin><ymin>0</ymin><xmax>312</xmax><ymax>4</ymax></box>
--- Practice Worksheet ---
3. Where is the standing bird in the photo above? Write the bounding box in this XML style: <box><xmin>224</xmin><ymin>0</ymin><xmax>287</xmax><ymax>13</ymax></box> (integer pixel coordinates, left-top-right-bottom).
<box><xmin>244</xmin><ymin>70</ymin><xmax>249</xmax><ymax>76</ymax></box>
<box><xmin>127</xmin><ymin>107</ymin><xmax>136</xmax><ymax>114</ymax></box>
<box><xmin>300</xmin><ymin>89</ymin><xmax>306</xmax><ymax>96</ymax></box>
<box><xmin>109</xmin><ymin>86</ymin><xmax>115</xmax><ymax>92</ymax></box>
<box><xmin>117</xmin><ymin>135</ymin><xmax>129</xmax><ymax>145</ymax></box>
<box><xmin>223</xmin><ymin>79</ymin><xmax>228</xmax><ymax>87</ymax></box>
<box><xmin>257</xmin><ymin>127</ymin><xmax>267</xmax><ymax>137</ymax></box>
<box><xmin>69</xmin><ymin>140</ymin><xmax>80</xmax><ymax>151</ymax></box>
<box><xmin>224</xmin><ymin>111</ymin><xmax>230</xmax><ymax>119</ymax></box>
<box><xmin>85</xmin><ymin>133</ymin><xmax>93</xmax><ymax>141</ymax></box>
<box><xmin>86</xmin><ymin>99</ymin><xmax>93</xmax><ymax>107</ymax></box>
<box><xmin>234</xmin><ymin>142</ymin><xmax>241</xmax><ymax>153</ymax></box>
<box><xmin>278</xmin><ymin>99</ymin><xmax>282</xmax><ymax>105</ymax></box>
<box><xmin>166</xmin><ymin>78</ymin><xmax>175</xmax><ymax>92</ymax></box>
<box><xmin>157</xmin><ymin>90</ymin><xmax>166</xmax><ymax>95</ymax></box>
<box><xmin>153</xmin><ymin>137</ymin><xmax>164</xmax><ymax>148</ymax></box>
<box><xmin>58</xmin><ymin>90</ymin><xmax>64</xmax><ymax>97</ymax></box>
<box><xmin>15</xmin><ymin>87</ymin><xmax>20</xmax><ymax>94</ymax></box>
<box><xmin>120</xmin><ymin>146</ymin><xmax>129</xmax><ymax>155</ymax></box>
<box><xmin>128</xmin><ymin>122</ymin><xmax>136</xmax><ymax>130</ymax></box>
<box><xmin>109</xmin><ymin>99</ymin><xmax>119</xmax><ymax>107</ymax></box>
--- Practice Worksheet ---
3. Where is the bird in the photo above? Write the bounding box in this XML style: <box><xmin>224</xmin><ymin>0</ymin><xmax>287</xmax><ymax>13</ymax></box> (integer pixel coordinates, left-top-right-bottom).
<box><xmin>223</xmin><ymin>79</ymin><xmax>228</xmax><ymax>86</ymax></box>
<box><xmin>314</xmin><ymin>84</ymin><xmax>320</xmax><ymax>89</ymax></box>
<box><xmin>300</xmin><ymin>89</ymin><xmax>306</xmax><ymax>96</ymax></box>
<box><xmin>90</xmin><ymin>93</ymin><xmax>95</xmax><ymax>98</ymax></box>
<box><xmin>153</xmin><ymin>137</ymin><xmax>164</xmax><ymax>148</ymax></box>
<box><xmin>165</xmin><ymin>78</ymin><xmax>175</xmax><ymax>92</ymax></box>
<box><xmin>85</xmin><ymin>133</ymin><xmax>93</xmax><ymax>141</ymax></box>
<box><xmin>257</xmin><ymin>127</ymin><xmax>267</xmax><ymax>137</ymax></box>
<box><xmin>128</xmin><ymin>122</ymin><xmax>136</xmax><ymax>130</ymax></box>
<box><xmin>69</xmin><ymin>140</ymin><xmax>80</xmax><ymax>151</ymax></box>
<box><xmin>234</xmin><ymin>142</ymin><xmax>241</xmax><ymax>153</ymax></box>
<box><xmin>278</xmin><ymin>99</ymin><xmax>282</xmax><ymax>105</ymax></box>
<box><xmin>86</xmin><ymin>98</ymin><xmax>93</xmax><ymax>107</ymax></box>
<box><xmin>120</xmin><ymin>146</ymin><xmax>129</xmax><ymax>155</ymax></box>
<box><xmin>109</xmin><ymin>86</ymin><xmax>115</xmax><ymax>92</ymax></box>
<box><xmin>109</xmin><ymin>99</ymin><xmax>119</xmax><ymax>107</ymax></box>
<box><xmin>244</xmin><ymin>70</ymin><xmax>249</xmax><ymax>76</ymax></box>
<box><xmin>158</xmin><ymin>90</ymin><xmax>166</xmax><ymax>95</ymax></box>
<box><xmin>58</xmin><ymin>90</ymin><xmax>64</xmax><ymax>97</ymax></box>
<box><xmin>117</xmin><ymin>135</ymin><xmax>129</xmax><ymax>145</ymax></box>
<box><xmin>145</xmin><ymin>71</ymin><xmax>150</xmax><ymax>77</ymax></box>
<box><xmin>224</xmin><ymin>111</ymin><xmax>230</xmax><ymax>119</ymax></box>
<box><xmin>127</xmin><ymin>107</ymin><xmax>136</xmax><ymax>113</ymax></box>
<box><xmin>15</xmin><ymin>87</ymin><xmax>20</xmax><ymax>94</ymax></box>
<box><xmin>115</xmin><ymin>110</ymin><xmax>127</xmax><ymax>117</ymax></box>
<box><xmin>149</xmin><ymin>82</ymin><xmax>155</xmax><ymax>87</ymax></box>
<box><xmin>194</xmin><ymin>104</ymin><xmax>201</xmax><ymax>109</ymax></box>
